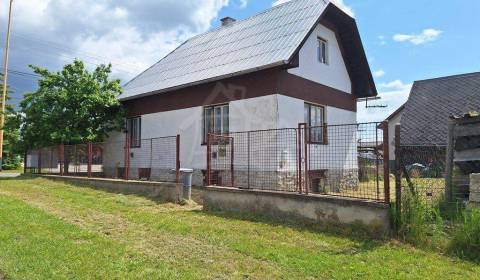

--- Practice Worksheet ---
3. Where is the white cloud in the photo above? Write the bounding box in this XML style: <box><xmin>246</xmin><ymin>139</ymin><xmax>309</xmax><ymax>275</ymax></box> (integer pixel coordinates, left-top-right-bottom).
<box><xmin>377</xmin><ymin>35</ymin><xmax>387</xmax><ymax>46</ymax></box>
<box><xmin>1</xmin><ymin>0</ymin><xmax>230</xmax><ymax>91</ymax></box>
<box><xmin>272</xmin><ymin>0</ymin><xmax>354</xmax><ymax>17</ymax></box>
<box><xmin>393</xmin><ymin>28</ymin><xmax>442</xmax><ymax>45</ymax></box>
<box><xmin>373</xmin><ymin>69</ymin><xmax>385</xmax><ymax>78</ymax></box>
<box><xmin>239</xmin><ymin>0</ymin><xmax>248</xmax><ymax>8</ymax></box>
<box><xmin>357</xmin><ymin>80</ymin><xmax>412</xmax><ymax>123</ymax></box>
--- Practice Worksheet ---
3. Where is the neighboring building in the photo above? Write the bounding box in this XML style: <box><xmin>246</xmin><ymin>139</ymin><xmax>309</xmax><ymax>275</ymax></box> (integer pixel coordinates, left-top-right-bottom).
<box><xmin>384</xmin><ymin>104</ymin><xmax>405</xmax><ymax>168</ymax></box>
<box><xmin>105</xmin><ymin>0</ymin><xmax>377</xmax><ymax>186</ymax></box>
<box><xmin>401</xmin><ymin>72</ymin><xmax>480</xmax><ymax>146</ymax></box>
<box><xmin>399</xmin><ymin>72</ymin><xmax>480</xmax><ymax>176</ymax></box>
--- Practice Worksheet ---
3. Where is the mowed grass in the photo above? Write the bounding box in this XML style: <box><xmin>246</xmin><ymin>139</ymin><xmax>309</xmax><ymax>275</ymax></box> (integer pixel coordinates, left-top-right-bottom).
<box><xmin>0</xmin><ymin>177</ymin><xmax>479</xmax><ymax>279</ymax></box>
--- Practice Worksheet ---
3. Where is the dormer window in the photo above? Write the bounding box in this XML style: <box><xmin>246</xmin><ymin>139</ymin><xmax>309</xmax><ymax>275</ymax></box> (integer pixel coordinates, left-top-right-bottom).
<box><xmin>318</xmin><ymin>37</ymin><xmax>328</xmax><ymax>64</ymax></box>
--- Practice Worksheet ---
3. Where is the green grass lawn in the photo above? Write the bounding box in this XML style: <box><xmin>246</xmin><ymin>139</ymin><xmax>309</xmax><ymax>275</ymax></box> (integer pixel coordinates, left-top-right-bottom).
<box><xmin>0</xmin><ymin>177</ymin><xmax>479</xmax><ymax>279</ymax></box>
<box><xmin>0</xmin><ymin>167</ymin><xmax>23</xmax><ymax>174</ymax></box>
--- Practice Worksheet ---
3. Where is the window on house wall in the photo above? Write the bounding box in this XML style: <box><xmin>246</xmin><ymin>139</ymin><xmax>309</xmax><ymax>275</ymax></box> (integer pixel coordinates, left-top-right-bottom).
<box><xmin>126</xmin><ymin>117</ymin><xmax>141</xmax><ymax>148</ymax></box>
<box><xmin>203</xmin><ymin>104</ymin><xmax>229</xmax><ymax>143</ymax></box>
<box><xmin>318</xmin><ymin>37</ymin><xmax>328</xmax><ymax>64</ymax></box>
<box><xmin>304</xmin><ymin>103</ymin><xmax>327</xmax><ymax>144</ymax></box>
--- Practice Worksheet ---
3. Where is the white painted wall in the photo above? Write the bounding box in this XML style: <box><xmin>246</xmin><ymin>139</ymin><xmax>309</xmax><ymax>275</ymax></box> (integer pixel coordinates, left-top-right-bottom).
<box><xmin>105</xmin><ymin>95</ymin><xmax>358</xmax><ymax>184</ymax></box>
<box><xmin>277</xmin><ymin>95</ymin><xmax>357</xmax><ymax>170</ymax></box>
<box><xmin>106</xmin><ymin>95</ymin><xmax>279</xmax><ymax>170</ymax></box>
<box><xmin>388</xmin><ymin>110</ymin><xmax>403</xmax><ymax>161</ymax></box>
<box><xmin>288</xmin><ymin>23</ymin><xmax>352</xmax><ymax>94</ymax></box>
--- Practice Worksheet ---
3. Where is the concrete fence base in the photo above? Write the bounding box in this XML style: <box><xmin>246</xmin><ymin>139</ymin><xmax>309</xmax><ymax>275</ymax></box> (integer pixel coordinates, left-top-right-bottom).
<box><xmin>45</xmin><ymin>175</ymin><xmax>182</xmax><ymax>203</ymax></box>
<box><xmin>203</xmin><ymin>186</ymin><xmax>390</xmax><ymax>236</ymax></box>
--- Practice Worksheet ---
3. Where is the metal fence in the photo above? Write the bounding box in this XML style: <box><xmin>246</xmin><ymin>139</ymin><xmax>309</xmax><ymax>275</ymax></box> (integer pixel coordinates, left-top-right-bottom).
<box><xmin>396</xmin><ymin>145</ymin><xmax>448</xmax><ymax>205</ymax></box>
<box><xmin>207</xmin><ymin>122</ymin><xmax>389</xmax><ymax>203</ymax></box>
<box><xmin>25</xmin><ymin>136</ymin><xmax>180</xmax><ymax>183</ymax></box>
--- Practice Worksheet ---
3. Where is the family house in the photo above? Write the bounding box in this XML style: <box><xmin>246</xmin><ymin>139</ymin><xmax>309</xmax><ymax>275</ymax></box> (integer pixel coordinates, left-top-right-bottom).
<box><xmin>104</xmin><ymin>0</ymin><xmax>377</xmax><ymax>187</ymax></box>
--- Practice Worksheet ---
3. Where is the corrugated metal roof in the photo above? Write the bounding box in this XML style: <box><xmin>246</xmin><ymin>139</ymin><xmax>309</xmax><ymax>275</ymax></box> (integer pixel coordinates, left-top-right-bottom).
<box><xmin>119</xmin><ymin>0</ymin><xmax>331</xmax><ymax>101</ymax></box>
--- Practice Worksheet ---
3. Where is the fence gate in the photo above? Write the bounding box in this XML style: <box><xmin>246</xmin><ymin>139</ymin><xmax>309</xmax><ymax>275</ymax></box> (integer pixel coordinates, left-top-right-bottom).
<box><xmin>206</xmin><ymin>122</ymin><xmax>390</xmax><ymax>203</ymax></box>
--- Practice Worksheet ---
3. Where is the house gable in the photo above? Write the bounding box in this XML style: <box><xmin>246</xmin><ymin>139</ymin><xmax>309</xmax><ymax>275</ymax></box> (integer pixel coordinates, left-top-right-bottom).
<box><xmin>287</xmin><ymin>22</ymin><xmax>352</xmax><ymax>94</ymax></box>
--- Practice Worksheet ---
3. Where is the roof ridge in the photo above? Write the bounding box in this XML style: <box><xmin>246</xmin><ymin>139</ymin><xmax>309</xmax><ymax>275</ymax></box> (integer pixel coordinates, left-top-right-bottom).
<box><xmin>414</xmin><ymin>71</ymin><xmax>480</xmax><ymax>84</ymax></box>
<box><xmin>123</xmin><ymin>0</ymin><xmax>321</xmax><ymax>88</ymax></box>
<box><xmin>189</xmin><ymin>0</ymin><xmax>324</xmax><ymax>42</ymax></box>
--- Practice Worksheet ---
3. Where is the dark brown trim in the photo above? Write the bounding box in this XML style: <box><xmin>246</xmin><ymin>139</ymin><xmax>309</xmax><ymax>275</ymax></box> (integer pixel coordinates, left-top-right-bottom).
<box><xmin>123</xmin><ymin>67</ymin><xmax>357</xmax><ymax>117</ymax></box>
<box><xmin>124</xmin><ymin>67</ymin><xmax>281</xmax><ymax>117</ymax></box>
<box><xmin>278</xmin><ymin>72</ymin><xmax>357</xmax><ymax>112</ymax></box>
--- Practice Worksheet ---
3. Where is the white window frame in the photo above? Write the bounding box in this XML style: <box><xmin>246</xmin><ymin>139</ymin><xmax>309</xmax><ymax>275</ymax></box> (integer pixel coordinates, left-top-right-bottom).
<box><xmin>304</xmin><ymin>103</ymin><xmax>327</xmax><ymax>144</ymax></box>
<box><xmin>203</xmin><ymin>104</ymin><xmax>229</xmax><ymax>144</ymax></box>
<box><xmin>126</xmin><ymin>117</ymin><xmax>141</xmax><ymax>148</ymax></box>
<box><xmin>317</xmin><ymin>37</ymin><xmax>328</xmax><ymax>65</ymax></box>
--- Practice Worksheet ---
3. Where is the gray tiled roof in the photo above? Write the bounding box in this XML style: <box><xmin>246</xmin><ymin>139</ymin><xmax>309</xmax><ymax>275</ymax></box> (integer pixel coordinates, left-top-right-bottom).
<box><xmin>401</xmin><ymin>72</ymin><xmax>480</xmax><ymax>146</ymax></box>
<box><xmin>119</xmin><ymin>0</ymin><xmax>331</xmax><ymax>101</ymax></box>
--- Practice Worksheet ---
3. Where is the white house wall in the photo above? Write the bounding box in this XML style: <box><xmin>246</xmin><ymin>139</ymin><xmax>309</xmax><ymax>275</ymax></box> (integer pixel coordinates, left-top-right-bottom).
<box><xmin>288</xmin><ymin>23</ymin><xmax>352</xmax><ymax>94</ymax></box>
<box><xmin>277</xmin><ymin>94</ymin><xmax>357</xmax><ymax>171</ymax></box>
<box><xmin>388</xmin><ymin>111</ymin><xmax>403</xmax><ymax>161</ymax></box>
<box><xmin>105</xmin><ymin>95</ymin><xmax>279</xmax><ymax>173</ymax></box>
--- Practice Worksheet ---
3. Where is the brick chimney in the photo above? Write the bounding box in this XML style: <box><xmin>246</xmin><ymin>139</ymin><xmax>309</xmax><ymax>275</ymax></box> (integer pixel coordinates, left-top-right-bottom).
<box><xmin>221</xmin><ymin>17</ymin><xmax>236</xmax><ymax>26</ymax></box>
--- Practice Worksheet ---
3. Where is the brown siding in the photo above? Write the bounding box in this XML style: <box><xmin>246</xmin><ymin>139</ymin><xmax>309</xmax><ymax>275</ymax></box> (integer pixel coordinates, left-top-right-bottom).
<box><xmin>124</xmin><ymin>67</ymin><xmax>282</xmax><ymax>117</ymax></box>
<box><xmin>278</xmin><ymin>71</ymin><xmax>357</xmax><ymax>112</ymax></box>
<box><xmin>124</xmin><ymin>67</ymin><xmax>356</xmax><ymax>117</ymax></box>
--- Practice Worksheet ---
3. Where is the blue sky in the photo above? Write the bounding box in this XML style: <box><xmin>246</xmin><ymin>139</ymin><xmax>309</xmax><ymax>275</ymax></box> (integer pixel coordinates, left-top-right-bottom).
<box><xmin>2</xmin><ymin>0</ymin><xmax>480</xmax><ymax>122</ymax></box>
<box><xmin>217</xmin><ymin>0</ymin><xmax>480</xmax><ymax>121</ymax></box>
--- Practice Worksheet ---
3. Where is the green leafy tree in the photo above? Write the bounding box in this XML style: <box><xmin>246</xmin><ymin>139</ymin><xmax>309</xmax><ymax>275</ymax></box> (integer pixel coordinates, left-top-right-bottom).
<box><xmin>20</xmin><ymin>59</ymin><xmax>125</xmax><ymax>148</ymax></box>
<box><xmin>1</xmin><ymin>81</ymin><xmax>22</xmax><ymax>170</ymax></box>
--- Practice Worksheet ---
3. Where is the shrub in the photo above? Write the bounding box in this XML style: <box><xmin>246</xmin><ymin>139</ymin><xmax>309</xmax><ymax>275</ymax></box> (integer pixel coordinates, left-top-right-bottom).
<box><xmin>1</xmin><ymin>155</ymin><xmax>22</xmax><ymax>170</ymax></box>
<box><xmin>398</xmin><ymin>189</ymin><xmax>445</xmax><ymax>246</ymax></box>
<box><xmin>450</xmin><ymin>208</ymin><xmax>480</xmax><ymax>261</ymax></box>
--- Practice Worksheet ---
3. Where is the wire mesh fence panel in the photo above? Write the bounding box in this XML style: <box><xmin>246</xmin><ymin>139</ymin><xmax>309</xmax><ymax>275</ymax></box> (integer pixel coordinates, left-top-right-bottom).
<box><xmin>208</xmin><ymin>129</ymin><xmax>300</xmax><ymax>192</ymax></box>
<box><xmin>24</xmin><ymin>135</ymin><xmax>180</xmax><ymax>183</ymax></box>
<box><xmin>101</xmin><ymin>140</ymin><xmax>130</xmax><ymax>180</ymax></box>
<box><xmin>398</xmin><ymin>145</ymin><xmax>447</xmax><ymax>205</ymax></box>
<box><xmin>307</xmin><ymin>123</ymin><xmax>386</xmax><ymax>201</ymax></box>
<box><xmin>150</xmin><ymin>136</ymin><xmax>178</xmax><ymax>183</ymax></box>
<box><xmin>90</xmin><ymin>142</ymin><xmax>106</xmax><ymax>177</ymax></box>
<box><xmin>63</xmin><ymin>144</ymin><xmax>88</xmax><ymax>176</ymax></box>
<box><xmin>25</xmin><ymin>149</ymin><xmax>40</xmax><ymax>173</ymax></box>
<box><xmin>207</xmin><ymin>124</ymin><xmax>388</xmax><ymax>201</ymax></box>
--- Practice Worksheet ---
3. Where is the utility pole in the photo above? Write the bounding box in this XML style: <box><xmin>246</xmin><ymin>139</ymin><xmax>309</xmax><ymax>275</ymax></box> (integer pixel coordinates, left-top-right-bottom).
<box><xmin>0</xmin><ymin>0</ymin><xmax>14</xmax><ymax>171</ymax></box>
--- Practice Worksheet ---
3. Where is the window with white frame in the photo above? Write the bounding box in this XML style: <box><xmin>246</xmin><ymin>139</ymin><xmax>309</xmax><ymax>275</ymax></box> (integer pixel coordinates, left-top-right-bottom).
<box><xmin>318</xmin><ymin>37</ymin><xmax>328</xmax><ymax>64</ymax></box>
<box><xmin>126</xmin><ymin>117</ymin><xmax>141</xmax><ymax>148</ymax></box>
<box><xmin>203</xmin><ymin>104</ymin><xmax>229</xmax><ymax>143</ymax></box>
<box><xmin>304</xmin><ymin>103</ymin><xmax>327</xmax><ymax>144</ymax></box>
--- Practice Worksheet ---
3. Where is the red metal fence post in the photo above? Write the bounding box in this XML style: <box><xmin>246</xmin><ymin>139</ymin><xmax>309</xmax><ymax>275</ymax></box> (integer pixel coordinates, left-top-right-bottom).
<box><xmin>231</xmin><ymin>137</ymin><xmax>234</xmax><ymax>188</ymax></box>
<box><xmin>206</xmin><ymin>134</ymin><xmax>212</xmax><ymax>186</ymax></box>
<box><xmin>297</xmin><ymin>124</ymin><xmax>303</xmax><ymax>194</ymax></box>
<box><xmin>23</xmin><ymin>152</ymin><xmax>27</xmax><ymax>174</ymax></box>
<box><xmin>87</xmin><ymin>142</ymin><xmax>93</xmax><ymax>178</ymax></box>
<box><xmin>124</xmin><ymin>135</ymin><xmax>130</xmax><ymax>181</ymax></box>
<box><xmin>38</xmin><ymin>149</ymin><xmax>42</xmax><ymax>174</ymax></box>
<box><xmin>176</xmin><ymin>134</ymin><xmax>181</xmax><ymax>184</ymax></box>
<box><xmin>59</xmin><ymin>144</ymin><xmax>64</xmax><ymax>176</ymax></box>
<box><xmin>382</xmin><ymin>121</ymin><xmax>391</xmax><ymax>204</ymax></box>
<box><xmin>394</xmin><ymin>124</ymin><xmax>402</xmax><ymax>229</ymax></box>
<box><xmin>302</xmin><ymin>123</ymin><xmax>309</xmax><ymax>195</ymax></box>
<box><xmin>247</xmin><ymin>131</ymin><xmax>250</xmax><ymax>189</ymax></box>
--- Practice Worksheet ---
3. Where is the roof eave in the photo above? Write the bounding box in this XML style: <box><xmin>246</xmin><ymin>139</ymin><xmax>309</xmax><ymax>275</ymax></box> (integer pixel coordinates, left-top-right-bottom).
<box><xmin>119</xmin><ymin>61</ymin><xmax>288</xmax><ymax>102</ymax></box>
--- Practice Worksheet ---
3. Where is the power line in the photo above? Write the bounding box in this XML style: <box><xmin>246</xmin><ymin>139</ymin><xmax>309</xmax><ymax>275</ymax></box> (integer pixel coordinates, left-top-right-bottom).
<box><xmin>11</xmin><ymin>33</ymin><xmax>145</xmax><ymax>71</ymax></box>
